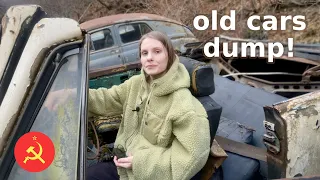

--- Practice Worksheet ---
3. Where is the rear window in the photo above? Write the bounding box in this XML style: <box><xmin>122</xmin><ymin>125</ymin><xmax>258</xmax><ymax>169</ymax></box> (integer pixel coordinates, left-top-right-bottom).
<box><xmin>152</xmin><ymin>21</ymin><xmax>195</xmax><ymax>38</ymax></box>
<box><xmin>90</xmin><ymin>28</ymin><xmax>114</xmax><ymax>51</ymax></box>
<box><xmin>184</xmin><ymin>26</ymin><xmax>195</xmax><ymax>37</ymax></box>
<box><xmin>118</xmin><ymin>23</ymin><xmax>152</xmax><ymax>44</ymax></box>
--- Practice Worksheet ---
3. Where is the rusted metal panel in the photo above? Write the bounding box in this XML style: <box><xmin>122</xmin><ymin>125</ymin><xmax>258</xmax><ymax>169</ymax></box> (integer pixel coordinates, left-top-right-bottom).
<box><xmin>200</xmin><ymin>139</ymin><xmax>227</xmax><ymax>180</ymax></box>
<box><xmin>215</xmin><ymin>135</ymin><xmax>267</xmax><ymax>162</ymax></box>
<box><xmin>263</xmin><ymin>91</ymin><xmax>320</xmax><ymax>178</ymax></box>
<box><xmin>263</xmin><ymin>106</ymin><xmax>288</xmax><ymax>179</ymax></box>
<box><xmin>278</xmin><ymin>91</ymin><xmax>320</xmax><ymax>177</ymax></box>
<box><xmin>237</xmin><ymin>75</ymin><xmax>320</xmax><ymax>93</ymax></box>
<box><xmin>89</xmin><ymin>61</ymin><xmax>141</xmax><ymax>79</ymax></box>
<box><xmin>80</xmin><ymin>13</ymin><xmax>185</xmax><ymax>32</ymax></box>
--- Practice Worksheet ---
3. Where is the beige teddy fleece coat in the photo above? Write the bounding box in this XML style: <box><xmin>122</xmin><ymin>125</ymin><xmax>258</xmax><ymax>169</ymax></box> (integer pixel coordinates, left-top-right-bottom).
<box><xmin>88</xmin><ymin>56</ymin><xmax>211</xmax><ymax>180</ymax></box>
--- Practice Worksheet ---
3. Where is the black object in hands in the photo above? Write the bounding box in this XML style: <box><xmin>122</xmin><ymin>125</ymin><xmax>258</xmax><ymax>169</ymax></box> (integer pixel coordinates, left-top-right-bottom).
<box><xmin>112</xmin><ymin>147</ymin><xmax>127</xmax><ymax>159</ymax></box>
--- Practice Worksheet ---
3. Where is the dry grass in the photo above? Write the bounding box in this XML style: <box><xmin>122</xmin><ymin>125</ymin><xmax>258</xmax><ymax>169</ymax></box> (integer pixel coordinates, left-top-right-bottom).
<box><xmin>3</xmin><ymin>0</ymin><xmax>317</xmax><ymax>44</ymax></box>
<box><xmin>262</xmin><ymin>5</ymin><xmax>320</xmax><ymax>43</ymax></box>
<box><xmin>82</xmin><ymin>0</ymin><xmax>318</xmax><ymax>44</ymax></box>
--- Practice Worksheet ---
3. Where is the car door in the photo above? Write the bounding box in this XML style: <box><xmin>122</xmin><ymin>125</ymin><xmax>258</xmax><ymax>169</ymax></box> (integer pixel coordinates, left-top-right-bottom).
<box><xmin>115</xmin><ymin>22</ymin><xmax>152</xmax><ymax>64</ymax></box>
<box><xmin>0</xmin><ymin>37</ymin><xmax>89</xmax><ymax>180</ymax></box>
<box><xmin>89</xmin><ymin>26</ymin><xmax>123</xmax><ymax>70</ymax></box>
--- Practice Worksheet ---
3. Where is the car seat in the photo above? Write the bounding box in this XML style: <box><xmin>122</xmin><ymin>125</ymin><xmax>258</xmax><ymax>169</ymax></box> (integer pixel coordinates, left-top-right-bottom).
<box><xmin>179</xmin><ymin>56</ymin><xmax>222</xmax><ymax>146</ymax></box>
<box><xmin>179</xmin><ymin>57</ymin><xmax>263</xmax><ymax>180</ymax></box>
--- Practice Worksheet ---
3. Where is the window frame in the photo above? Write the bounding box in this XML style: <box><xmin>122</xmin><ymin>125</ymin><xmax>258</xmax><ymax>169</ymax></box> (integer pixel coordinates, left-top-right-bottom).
<box><xmin>0</xmin><ymin>39</ymin><xmax>89</xmax><ymax>180</ymax></box>
<box><xmin>89</xmin><ymin>26</ymin><xmax>118</xmax><ymax>54</ymax></box>
<box><xmin>117</xmin><ymin>22</ymin><xmax>153</xmax><ymax>45</ymax></box>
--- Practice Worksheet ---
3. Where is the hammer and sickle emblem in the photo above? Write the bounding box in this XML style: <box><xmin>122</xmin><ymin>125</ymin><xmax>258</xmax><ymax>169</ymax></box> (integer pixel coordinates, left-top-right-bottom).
<box><xmin>23</xmin><ymin>142</ymin><xmax>45</xmax><ymax>164</ymax></box>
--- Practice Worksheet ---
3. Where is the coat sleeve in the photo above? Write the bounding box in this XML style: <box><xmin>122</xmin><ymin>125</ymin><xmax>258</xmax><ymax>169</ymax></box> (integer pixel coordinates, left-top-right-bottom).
<box><xmin>132</xmin><ymin>111</ymin><xmax>211</xmax><ymax>180</ymax></box>
<box><xmin>87</xmin><ymin>79</ymin><xmax>130</xmax><ymax>117</ymax></box>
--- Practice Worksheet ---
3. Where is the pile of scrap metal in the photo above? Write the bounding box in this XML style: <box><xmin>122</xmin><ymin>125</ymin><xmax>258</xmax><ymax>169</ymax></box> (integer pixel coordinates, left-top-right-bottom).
<box><xmin>183</xmin><ymin>35</ymin><xmax>320</xmax><ymax>98</ymax></box>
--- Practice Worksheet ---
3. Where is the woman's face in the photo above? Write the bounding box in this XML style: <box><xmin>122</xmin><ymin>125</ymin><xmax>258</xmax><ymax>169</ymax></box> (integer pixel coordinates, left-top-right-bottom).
<box><xmin>140</xmin><ymin>37</ymin><xmax>168</xmax><ymax>78</ymax></box>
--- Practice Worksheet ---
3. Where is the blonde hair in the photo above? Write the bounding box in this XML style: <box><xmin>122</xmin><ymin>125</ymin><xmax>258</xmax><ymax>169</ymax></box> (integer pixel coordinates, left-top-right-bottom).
<box><xmin>139</xmin><ymin>31</ymin><xmax>176</xmax><ymax>70</ymax></box>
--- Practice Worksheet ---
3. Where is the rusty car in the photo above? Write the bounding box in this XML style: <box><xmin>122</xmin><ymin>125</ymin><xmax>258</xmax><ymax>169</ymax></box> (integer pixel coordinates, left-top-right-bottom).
<box><xmin>79</xmin><ymin>13</ymin><xmax>198</xmax><ymax>71</ymax></box>
<box><xmin>184</xmin><ymin>35</ymin><xmax>320</xmax><ymax>98</ymax></box>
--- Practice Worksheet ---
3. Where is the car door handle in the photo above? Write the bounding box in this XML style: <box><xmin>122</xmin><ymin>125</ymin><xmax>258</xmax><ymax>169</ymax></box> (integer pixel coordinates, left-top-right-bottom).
<box><xmin>110</xmin><ymin>49</ymin><xmax>120</xmax><ymax>54</ymax></box>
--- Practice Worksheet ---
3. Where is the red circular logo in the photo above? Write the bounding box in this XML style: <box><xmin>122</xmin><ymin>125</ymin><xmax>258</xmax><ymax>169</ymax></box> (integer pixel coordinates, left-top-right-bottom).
<box><xmin>14</xmin><ymin>131</ymin><xmax>55</xmax><ymax>172</ymax></box>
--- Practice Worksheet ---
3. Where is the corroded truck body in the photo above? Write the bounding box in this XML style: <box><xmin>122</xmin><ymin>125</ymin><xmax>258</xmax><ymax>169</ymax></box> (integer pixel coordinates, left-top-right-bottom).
<box><xmin>264</xmin><ymin>91</ymin><xmax>320</xmax><ymax>179</ymax></box>
<box><xmin>0</xmin><ymin>5</ymin><xmax>82</xmax><ymax>152</ymax></box>
<box><xmin>0</xmin><ymin>5</ymin><xmax>87</xmax><ymax>179</ymax></box>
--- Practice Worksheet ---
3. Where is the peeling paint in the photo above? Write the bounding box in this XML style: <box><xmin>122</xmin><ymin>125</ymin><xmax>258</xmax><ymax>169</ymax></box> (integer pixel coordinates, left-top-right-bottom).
<box><xmin>0</xmin><ymin>113</ymin><xmax>17</xmax><ymax>158</ymax></box>
<box><xmin>293</xmin><ymin>105</ymin><xmax>319</xmax><ymax>118</ymax></box>
<box><xmin>37</xmin><ymin>23</ymin><xmax>45</xmax><ymax>28</ymax></box>
<box><xmin>29</xmin><ymin>48</ymin><xmax>49</xmax><ymax>80</ymax></box>
<box><xmin>274</xmin><ymin>91</ymin><xmax>320</xmax><ymax>114</ymax></box>
<box><xmin>0</xmin><ymin>5</ymin><xmax>38</xmax><ymax>78</ymax></box>
<box><xmin>273</xmin><ymin>90</ymin><xmax>320</xmax><ymax>177</ymax></box>
<box><xmin>0</xmin><ymin>16</ymin><xmax>83</xmax><ymax>155</ymax></box>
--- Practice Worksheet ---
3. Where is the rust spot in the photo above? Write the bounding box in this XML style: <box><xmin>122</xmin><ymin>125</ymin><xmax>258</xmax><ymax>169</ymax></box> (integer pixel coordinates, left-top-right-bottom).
<box><xmin>29</xmin><ymin>48</ymin><xmax>49</xmax><ymax>80</ymax></box>
<box><xmin>37</xmin><ymin>24</ymin><xmax>45</xmax><ymax>28</ymax></box>
<box><xmin>111</xmin><ymin>66</ymin><xmax>126</xmax><ymax>73</ymax></box>
<box><xmin>1</xmin><ymin>15</ymin><xmax>9</xmax><ymax>34</ymax></box>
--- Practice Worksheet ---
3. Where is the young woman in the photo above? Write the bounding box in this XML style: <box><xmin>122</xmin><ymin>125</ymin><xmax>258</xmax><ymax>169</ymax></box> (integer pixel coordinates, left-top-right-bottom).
<box><xmin>87</xmin><ymin>31</ymin><xmax>211</xmax><ymax>180</ymax></box>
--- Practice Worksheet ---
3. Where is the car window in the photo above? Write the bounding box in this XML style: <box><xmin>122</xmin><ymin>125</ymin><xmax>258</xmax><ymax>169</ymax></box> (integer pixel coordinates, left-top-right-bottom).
<box><xmin>8</xmin><ymin>53</ymin><xmax>84</xmax><ymax>180</ymax></box>
<box><xmin>140</xmin><ymin>23</ymin><xmax>152</xmax><ymax>35</ymax></box>
<box><xmin>184</xmin><ymin>26</ymin><xmax>195</xmax><ymax>37</ymax></box>
<box><xmin>152</xmin><ymin>21</ymin><xmax>194</xmax><ymax>38</ymax></box>
<box><xmin>91</xmin><ymin>28</ymin><xmax>114</xmax><ymax>51</ymax></box>
<box><xmin>118</xmin><ymin>23</ymin><xmax>152</xmax><ymax>44</ymax></box>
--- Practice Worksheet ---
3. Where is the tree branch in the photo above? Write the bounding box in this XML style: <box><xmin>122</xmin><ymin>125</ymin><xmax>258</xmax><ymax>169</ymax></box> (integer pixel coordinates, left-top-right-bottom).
<box><xmin>96</xmin><ymin>0</ymin><xmax>109</xmax><ymax>8</ymax></box>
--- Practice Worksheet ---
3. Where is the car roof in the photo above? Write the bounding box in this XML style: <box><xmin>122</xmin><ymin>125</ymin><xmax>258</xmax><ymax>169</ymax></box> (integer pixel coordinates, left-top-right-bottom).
<box><xmin>80</xmin><ymin>13</ymin><xmax>186</xmax><ymax>32</ymax></box>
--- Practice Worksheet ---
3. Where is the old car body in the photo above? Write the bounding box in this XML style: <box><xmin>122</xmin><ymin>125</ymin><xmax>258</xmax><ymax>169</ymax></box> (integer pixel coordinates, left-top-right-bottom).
<box><xmin>1</xmin><ymin>5</ymin><xmax>320</xmax><ymax>180</ymax></box>
<box><xmin>186</xmin><ymin>36</ymin><xmax>320</xmax><ymax>98</ymax></box>
<box><xmin>80</xmin><ymin>13</ymin><xmax>198</xmax><ymax>71</ymax></box>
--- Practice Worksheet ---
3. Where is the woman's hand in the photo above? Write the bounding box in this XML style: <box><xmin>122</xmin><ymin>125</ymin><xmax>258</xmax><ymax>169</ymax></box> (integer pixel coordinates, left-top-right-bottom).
<box><xmin>114</xmin><ymin>153</ymin><xmax>133</xmax><ymax>169</ymax></box>
<box><xmin>44</xmin><ymin>88</ymin><xmax>76</xmax><ymax>111</ymax></box>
